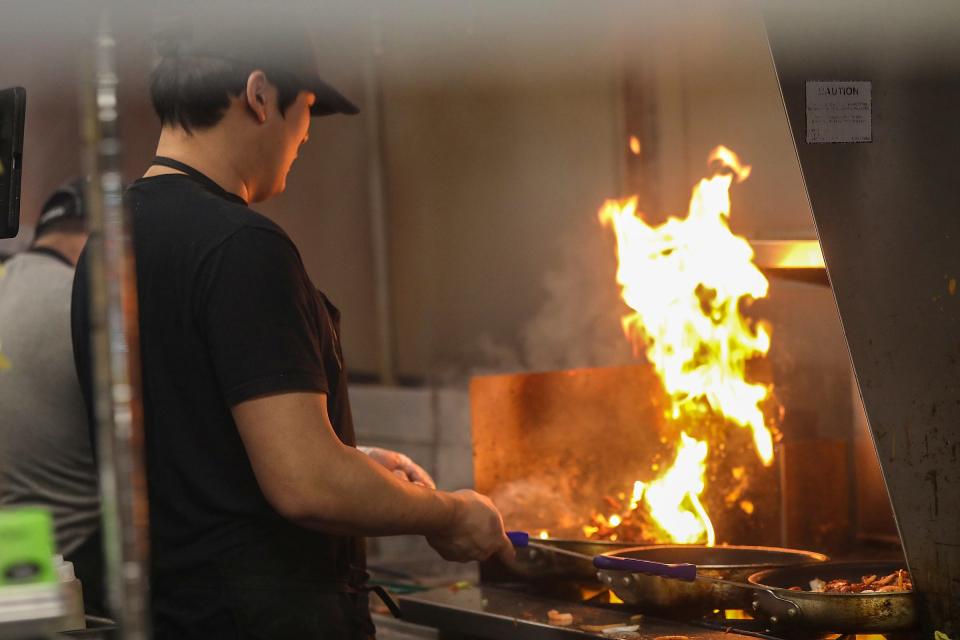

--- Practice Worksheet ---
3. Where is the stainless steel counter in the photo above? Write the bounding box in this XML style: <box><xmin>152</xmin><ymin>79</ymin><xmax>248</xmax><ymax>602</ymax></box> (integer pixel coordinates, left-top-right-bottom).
<box><xmin>398</xmin><ymin>585</ymin><xmax>762</xmax><ymax>639</ymax></box>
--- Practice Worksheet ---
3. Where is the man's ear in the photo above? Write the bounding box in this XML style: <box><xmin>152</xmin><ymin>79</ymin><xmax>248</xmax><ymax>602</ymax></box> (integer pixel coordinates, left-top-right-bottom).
<box><xmin>245</xmin><ymin>70</ymin><xmax>269</xmax><ymax>124</ymax></box>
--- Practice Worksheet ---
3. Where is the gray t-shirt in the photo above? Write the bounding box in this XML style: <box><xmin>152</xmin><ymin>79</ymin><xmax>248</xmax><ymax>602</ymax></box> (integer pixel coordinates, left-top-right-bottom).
<box><xmin>0</xmin><ymin>250</ymin><xmax>99</xmax><ymax>556</ymax></box>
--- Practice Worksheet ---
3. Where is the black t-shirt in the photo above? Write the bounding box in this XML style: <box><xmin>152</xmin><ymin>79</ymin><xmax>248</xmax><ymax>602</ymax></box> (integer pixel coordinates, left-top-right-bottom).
<box><xmin>71</xmin><ymin>172</ymin><xmax>370</xmax><ymax>636</ymax></box>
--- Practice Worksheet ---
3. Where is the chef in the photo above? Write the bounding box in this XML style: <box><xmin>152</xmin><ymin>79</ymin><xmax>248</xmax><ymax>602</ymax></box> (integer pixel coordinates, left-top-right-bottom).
<box><xmin>71</xmin><ymin>11</ymin><xmax>512</xmax><ymax>639</ymax></box>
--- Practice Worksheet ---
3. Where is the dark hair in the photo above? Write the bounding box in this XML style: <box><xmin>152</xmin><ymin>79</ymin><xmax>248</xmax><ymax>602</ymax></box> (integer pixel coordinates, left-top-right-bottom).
<box><xmin>150</xmin><ymin>56</ymin><xmax>303</xmax><ymax>133</ymax></box>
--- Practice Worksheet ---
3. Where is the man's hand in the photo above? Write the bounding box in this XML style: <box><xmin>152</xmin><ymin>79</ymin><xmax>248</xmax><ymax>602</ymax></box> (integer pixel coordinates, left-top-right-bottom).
<box><xmin>359</xmin><ymin>446</ymin><xmax>436</xmax><ymax>489</ymax></box>
<box><xmin>426</xmin><ymin>489</ymin><xmax>515</xmax><ymax>563</ymax></box>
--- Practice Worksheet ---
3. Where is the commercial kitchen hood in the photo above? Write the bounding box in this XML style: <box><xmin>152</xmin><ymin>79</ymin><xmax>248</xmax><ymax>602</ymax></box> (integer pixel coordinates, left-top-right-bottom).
<box><xmin>764</xmin><ymin>1</ymin><xmax>960</xmax><ymax>633</ymax></box>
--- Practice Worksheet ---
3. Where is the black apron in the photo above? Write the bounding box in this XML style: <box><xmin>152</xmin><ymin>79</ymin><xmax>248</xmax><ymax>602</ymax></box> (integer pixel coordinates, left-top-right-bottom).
<box><xmin>145</xmin><ymin>157</ymin><xmax>395</xmax><ymax>639</ymax></box>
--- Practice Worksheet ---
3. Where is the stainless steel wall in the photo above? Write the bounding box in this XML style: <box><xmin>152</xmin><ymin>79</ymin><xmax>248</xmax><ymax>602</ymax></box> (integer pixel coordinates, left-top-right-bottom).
<box><xmin>766</xmin><ymin>1</ymin><xmax>960</xmax><ymax>632</ymax></box>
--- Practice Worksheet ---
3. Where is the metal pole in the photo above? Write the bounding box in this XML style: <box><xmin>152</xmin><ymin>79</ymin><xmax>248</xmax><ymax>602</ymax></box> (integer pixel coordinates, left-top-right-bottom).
<box><xmin>363</xmin><ymin>7</ymin><xmax>397</xmax><ymax>386</ymax></box>
<box><xmin>80</xmin><ymin>6</ymin><xmax>150</xmax><ymax>638</ymax></box>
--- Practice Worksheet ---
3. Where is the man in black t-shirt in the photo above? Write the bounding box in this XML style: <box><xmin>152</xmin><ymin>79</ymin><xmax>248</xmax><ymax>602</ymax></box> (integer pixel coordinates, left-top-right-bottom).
<box><xmin>71</xmin><ymin>12</ymin><xmax>512</xmax><ymax>639</ymax></box>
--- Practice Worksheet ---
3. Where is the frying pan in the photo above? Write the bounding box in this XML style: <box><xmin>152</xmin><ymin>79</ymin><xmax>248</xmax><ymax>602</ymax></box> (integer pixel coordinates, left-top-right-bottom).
<box><xmin>747</xmin><ymin>561</ymin><xmax>917</xmax><ymax>633</ymax></box>
<box><xmin>593</xmin><ymin>544</ymin><xmax>827</xmax><ymax>614</ymax></box>
<box><xmin>503</xmin><ymin>531</ymin><xmax>634</xmax><ymax>582</ymax></box>
<box><xmin>595</xmin><ymin>552</ymin><xmax>915</xmax><ymax>633</ymax></box>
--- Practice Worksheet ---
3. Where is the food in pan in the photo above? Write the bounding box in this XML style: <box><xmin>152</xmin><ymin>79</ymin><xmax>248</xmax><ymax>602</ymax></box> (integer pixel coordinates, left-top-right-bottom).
<box><xmin>794</xmin><ymin>569</ymin><xmax>912</xmax><ymax>593</ymax></box>
<box><xmin>547</xmin><ymin>609</ymin><xmax>574</xmax><ymax>626</ymax></box>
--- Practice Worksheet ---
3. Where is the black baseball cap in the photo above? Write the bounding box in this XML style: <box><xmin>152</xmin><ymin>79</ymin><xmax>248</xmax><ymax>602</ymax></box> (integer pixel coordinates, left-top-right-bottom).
<box><xmin>35</xmin><ymin>177</ymin><xmax>86</xmax><ymax>237</ymax></box>
<box><xmin>154</xmin><ymin>10</ymin><xmax>359</xmax><ymax>118</ymax></box>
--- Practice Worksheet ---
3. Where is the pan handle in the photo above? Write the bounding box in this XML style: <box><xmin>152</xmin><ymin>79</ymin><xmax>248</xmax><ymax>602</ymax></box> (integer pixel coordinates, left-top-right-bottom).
<box><xmin>752</xmin><ymin>588</ymin><xmax>804</xmax><ymax>626</ymax></box>
<box><xmin>506</xmin><ymin>531</ymin><xmax>530</xmax><ymax>548</ymax></box>
<box><xmin>593</xmin><ymin>555</ymin><xmax>697</xmax><ymax>582</ymax></box>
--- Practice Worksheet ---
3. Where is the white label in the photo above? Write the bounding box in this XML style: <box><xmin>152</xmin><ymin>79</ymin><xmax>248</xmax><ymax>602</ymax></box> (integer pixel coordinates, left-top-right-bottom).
<box><xmin>806</xmin><ymin>81</ymin><xmax>872</xmax><ymax>143</ymax></box>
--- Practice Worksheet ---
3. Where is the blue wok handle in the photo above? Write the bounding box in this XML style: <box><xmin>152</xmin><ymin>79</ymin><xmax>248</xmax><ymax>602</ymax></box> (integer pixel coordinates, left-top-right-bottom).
<box><xmin>507</xmin><ymin>531</ymin><xmax>530</xmax><ymax>548</ymax></box>
<box><xmin>593</xmin><ymin>554</ymin><xmax>698</xmax><ymax>582</ymax></box>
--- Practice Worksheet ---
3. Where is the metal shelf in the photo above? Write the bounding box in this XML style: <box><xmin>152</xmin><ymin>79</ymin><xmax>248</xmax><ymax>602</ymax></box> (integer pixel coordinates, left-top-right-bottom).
<box><xmin>0</xmin><ymin>583</ymin><xmax>65</xmax><ymax>639</ymax></box>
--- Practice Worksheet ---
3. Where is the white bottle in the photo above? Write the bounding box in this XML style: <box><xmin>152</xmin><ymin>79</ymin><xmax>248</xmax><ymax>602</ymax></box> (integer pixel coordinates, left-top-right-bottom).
<box><xmin>53</xmin><ymin>555</ymin><xmax>86</xmax><ymax>631</ymax></box>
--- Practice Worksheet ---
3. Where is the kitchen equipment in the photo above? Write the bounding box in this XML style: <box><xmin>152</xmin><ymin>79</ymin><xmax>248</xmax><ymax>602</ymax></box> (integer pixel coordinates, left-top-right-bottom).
<box><xmin>0</xmin><ymin>86</ymin><xmax>25</xmax><ymax>239</ymax></box>
<box><xmin>595</xmin><ymin>551</ymin><xmax>916</xmax><ymax>633</ymax></box>
<box><xmin>747</xmin><ymin>561</ymin><xmax>917</xmax><ymax>633</ymax></box>
<box><xmin>505</xmin><ymin>531</ymin><xmax>635</xmax><ymax>582</ymax></box>
<box><xmin>593</xmin><ymin>545</ymin><xmax>826</xmax><ymax>614</ymax></box>
<box><xmin>53</xmin><ymin>555</ymin><xmax>85</xmax><ymax>631</ymax></box>
<box><xmin>399</xmin><ymin>583</ymin><xmax>758</xmax><ymax>639</ymax></box>
<box><xmin>0</xmin><ymin>508</ymin><xmax>66</xmax><ymax>639</ymax></box>
<box><xmin>765</xmin><ymin>1</ymin><xmax>960</xmax><ymax>631</ymax></box>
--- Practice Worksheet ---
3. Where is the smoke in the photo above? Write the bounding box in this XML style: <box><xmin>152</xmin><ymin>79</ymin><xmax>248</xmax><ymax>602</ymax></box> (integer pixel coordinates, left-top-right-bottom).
<box><xmin>474</xmin><ymin>219</ymin><xmax>638</xmax><ymax>375</ymax></box>
<box><xmin>487</xmin><ymin>477</ymin><xmax>585</xmax><ymax>536</ymax></box>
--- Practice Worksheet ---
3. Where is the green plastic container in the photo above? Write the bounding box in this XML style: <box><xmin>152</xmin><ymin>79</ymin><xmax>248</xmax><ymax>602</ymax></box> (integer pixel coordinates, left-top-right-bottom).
<box><xmin>0</xmin><ymin>507</ymin><xmax>57</xmax><ymax>587</ymax></box>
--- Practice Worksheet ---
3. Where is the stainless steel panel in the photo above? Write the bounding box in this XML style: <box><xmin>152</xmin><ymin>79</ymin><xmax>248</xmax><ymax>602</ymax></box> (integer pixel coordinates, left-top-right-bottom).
<box><xmin>765</xmin><ymin>2</ymin><xmax>960</xmax><ymax>633</ymax></box>
<box><xmin>398</xmin><ymin>586</ymin><xmax>755</xmax><ymax>639</ymax></box>
<box><xmin>750</xmin><ymin>240</ymin><xmax>828</xmax><ymax>285</ymax></box>
<box><xmin>749</xmin><ymin>240</ymin><xmax>823</xmax><ymax>270</ymax></box>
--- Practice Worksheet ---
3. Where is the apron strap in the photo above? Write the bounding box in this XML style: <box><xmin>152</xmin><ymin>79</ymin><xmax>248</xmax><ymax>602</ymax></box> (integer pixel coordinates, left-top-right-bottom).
<box><xmin>346</xmin><ymin>565</ymin><xmax>402</xmax><ymax>619</ymax></box>
<box><xmin>150</xmin><ymin>156</ymin><xmax>244</xmax><ymax>203</ymax></box>
<box><xmin>363</xmin><ymin>584</ymin><xmax>402</xmax><ymax>619</ymax></box>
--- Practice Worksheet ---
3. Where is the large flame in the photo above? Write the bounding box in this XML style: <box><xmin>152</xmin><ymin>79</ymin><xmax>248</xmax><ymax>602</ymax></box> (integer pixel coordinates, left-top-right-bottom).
<box><xmin>599</xmin><ymin>145</ymin><xmax>773</xmax><ymax>463</ymax></box>
<box><xmin>593</xmin><ymin>145</ymin><xmax>775</xmax><ymax>546</ymax></box>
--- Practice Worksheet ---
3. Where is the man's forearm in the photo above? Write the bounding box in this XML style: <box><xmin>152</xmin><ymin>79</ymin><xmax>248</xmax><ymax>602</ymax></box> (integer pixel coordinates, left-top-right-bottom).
<box><xmin>288</xmin><ymin>443</ymin><xmax>459</xmax><ymax>536</ymax></box>
<box><xmin>234</xmin><ymin>392</ymin><xmax>461</xmax><ymax>538</ymax></box>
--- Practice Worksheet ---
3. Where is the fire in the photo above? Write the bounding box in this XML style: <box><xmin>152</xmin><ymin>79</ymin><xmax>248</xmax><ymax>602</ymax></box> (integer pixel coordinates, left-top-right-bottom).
<box><xmin>637</xmin><ymin>433</ymin><xmax>715</xmax><ymax>544</ymax></box>
<box><xmin>724</xmin><ymin>610</ymin><xmax>753</xmax><ymax>620</ymax></box>
<box><xmin>582</xmin><ymin>433</ymin><xmax>714</xmax><ymax>545</ymax></box>
<box><xmin>598</xmin><ymin>145</ymin><xmax>772</xmax><ymax>463</ymax></box>
<box><xmin>592</xmin><ymin>145</ymin><xmax>775</xmax><ymax>546</ymax></box>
